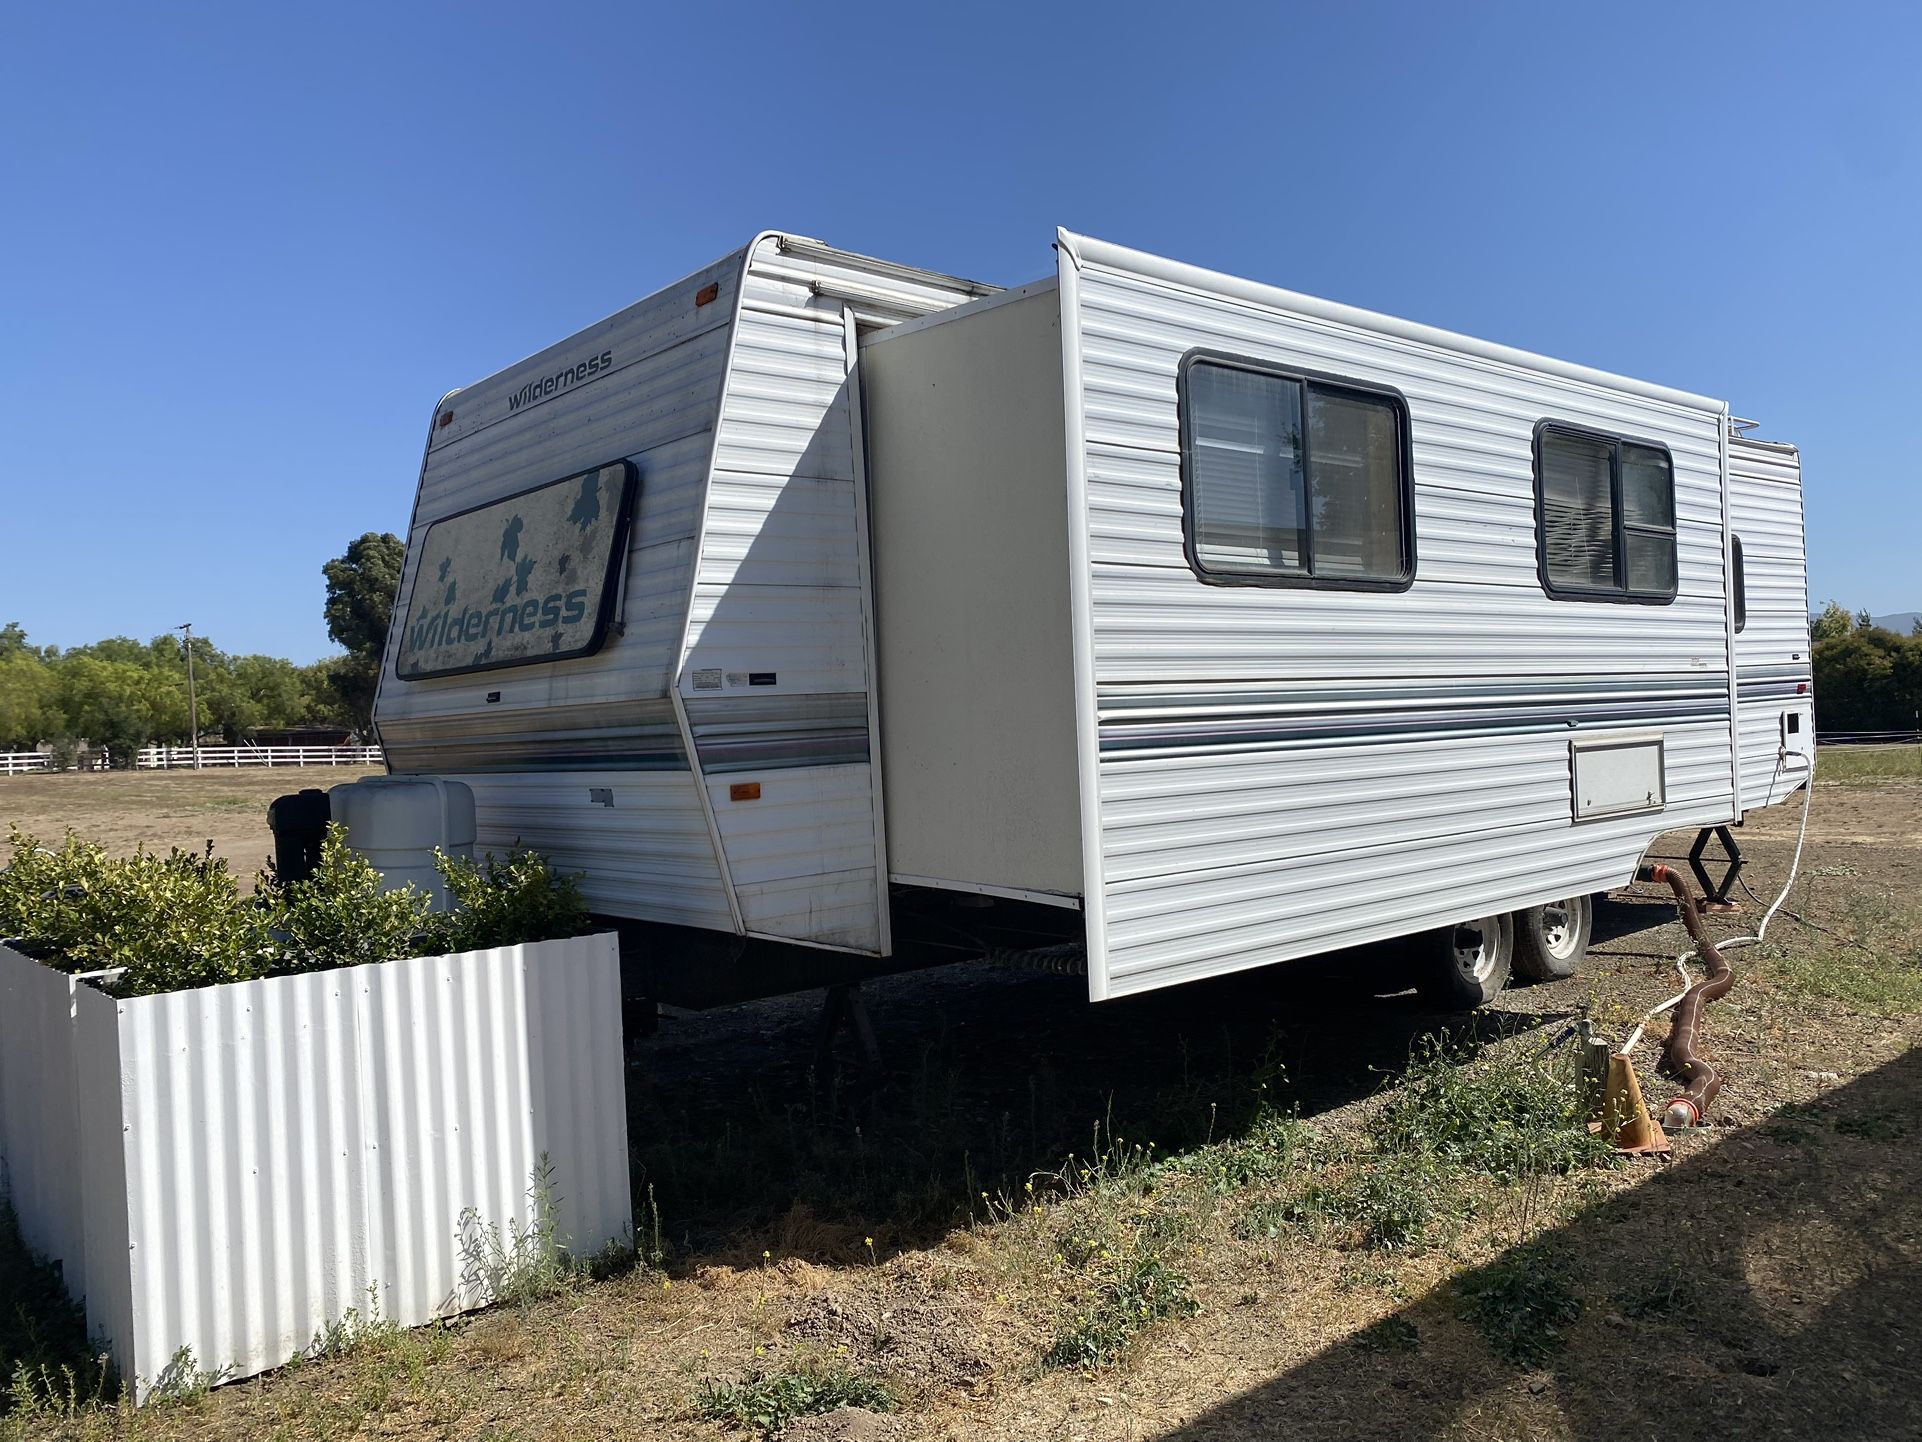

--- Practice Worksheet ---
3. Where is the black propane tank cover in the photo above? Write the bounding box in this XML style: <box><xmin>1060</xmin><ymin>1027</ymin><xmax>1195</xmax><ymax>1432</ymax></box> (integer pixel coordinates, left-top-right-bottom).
<box><xmin>266</xmin><ymin>787</ymin><xmax>331</xmax><ymax>885</ymax></box>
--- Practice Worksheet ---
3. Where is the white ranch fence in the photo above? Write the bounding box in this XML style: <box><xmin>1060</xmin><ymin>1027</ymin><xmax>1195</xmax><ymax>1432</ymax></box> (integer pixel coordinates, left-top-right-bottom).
<box><xmin>2</xmin><ymin>747</ymin><xmax>383</xmax><ymax>774</ymax></box>
<box><xmin>137</xmin><ymin>745</ymin><xmax>384</xmax><ymax>769</ymax></box>
<box><xmin>0</xmin><ymin>933</ymin><xmax>631</xmax><ymax>1399</ymax></box>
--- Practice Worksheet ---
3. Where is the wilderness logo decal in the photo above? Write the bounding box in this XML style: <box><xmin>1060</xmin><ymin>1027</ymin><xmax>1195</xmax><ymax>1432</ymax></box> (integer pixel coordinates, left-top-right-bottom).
<box><xmin>505</xmin><ymin>349</ymin><xmax>614</xmax><ymax>414</ymax></box>
<box><xmin>396</xmin><ymin>460</ymin><xmax>636</xmax><ymax>679</ymax></box>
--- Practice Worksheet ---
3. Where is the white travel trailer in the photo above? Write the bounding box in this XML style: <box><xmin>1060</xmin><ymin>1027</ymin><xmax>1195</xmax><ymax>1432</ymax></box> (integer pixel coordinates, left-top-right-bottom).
<box><xmin>372</xmin><ymin>229</ymin><xmax>1812</xmax><ymax>1013</ymax></box>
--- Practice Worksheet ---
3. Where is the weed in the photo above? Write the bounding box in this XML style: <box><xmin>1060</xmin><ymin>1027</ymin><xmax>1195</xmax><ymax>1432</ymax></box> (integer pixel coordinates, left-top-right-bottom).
<box><xmin>148</xmin><ymin>1345</ymin><xmax>230</xmax><ymax>1403</ymax></box>
<box><xmin>1766</xmin><ymin>947</ymin><xmax>1922</xmax><ymax>1017</ymax></box>
<box><xmin>1044</xmin><ymin>1242</ymin><xmax>1197</xmax><ymax>1370</ymax></box>
<box><xmin>2</xmin><ymin>1357</ymin><xmax>119</xmax><ymax>1430</ymax></box>
<box><xmin>1457</xmin><ymin>1245</ymin><xmax>1584</xmax><ymax>1366</ymax></box>
<box><xmin>1760</xmin><ymin>884</ymin><xmax>1922</xmax><ymax>1016</ymax></box>
<box><xmin>1168</xmin><ymin>1109</ymin><xmax>1310</xmax><ymax>1194</ymax></box>
<box><xmin>1370</xmin><ymin>1032</ymin><xmax>1612</xmax><ymax>1182</ymax></box>
<box><xmin>1240</xmin><ymin>1153</ymin><xmax>1459</xmax><ymax>1254</ymax></box>
<box><xmin>1613</xmin><ymin>1268</ymin><xmax>1698</xmax><ymax>1323</ymax></box>
<box><xmin>695</xmin><ymin>1357</ymin><xmax>895</xmax><ymax>1437</ymax></box>
<box><xmin>1760</xmin><ymin>1102</ymin><xmax>1828</xmax><ymax>1146</ymax></box>
<box><xmin>1336</xmin><ymin>1259</ymin><xmax>1406</xmax><ymax>1300</ymax></box>
<box><xmin>306</xmin><ymin>1287</ymin><xmax>400</xmax><ymax>1360</ymax></box>
<box><xmin>457</xmin><ymin>1157</ymin><xmax>577</xmax><ymax>1307</ymax></box>
<box><xmin>1354</xmin><ymin>1315</ymin><xmax>1420</xmax><ymax>1353</ymax></box>
<box><xmin>0</xmin><ymin>1197</ymin><xmax>114</xmax><ymax>1418</ymax></box>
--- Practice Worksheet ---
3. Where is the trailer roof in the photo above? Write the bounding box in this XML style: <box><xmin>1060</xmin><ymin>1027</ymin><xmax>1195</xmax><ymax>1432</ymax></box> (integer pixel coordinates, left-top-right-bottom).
<box><xmin>1058</xmin><ymin>230</ymin><xmax>1726</xmax><ymax>417</ymax></box>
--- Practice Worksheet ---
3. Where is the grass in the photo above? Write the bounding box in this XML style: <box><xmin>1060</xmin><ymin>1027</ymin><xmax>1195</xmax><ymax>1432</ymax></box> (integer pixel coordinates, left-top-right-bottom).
<box><xmin>1</xmin><ymin>784</ymin><xmax>1918</xmax><ymax>1441</ymax></box>
<box><xmin>1760</xmin><ymin>888</ymin><xmax>1922</xmax><ymax>1016</ymax></box>
<box><xmin>0</xmin><ymin>766</ymin><xmax>384</xmax><ymax>884</ymax></box>
<box><xmin>1815</xmin><ymin>745</ymin><xmax>1922</xmax><ymax>784</ymax></box>
<box><xmin>695</xmin><ymin>1357</ymin><xmax>895</xmax><ymax>1437</ymax></box>
<box><xmin>1367</xmin><ymin>1031</ymin><xmax>1612</xmax><ymax>1182</ymax></box>
<box><xmin>1240</xmin><ymin>1031</ymin><xmax>1610</xmax><ymax>1256</ymax></box>
<box><xmin>1456</xmin><ymin>1244</ymin><xmax>1584</xmax><ymax>1367</ymax></box>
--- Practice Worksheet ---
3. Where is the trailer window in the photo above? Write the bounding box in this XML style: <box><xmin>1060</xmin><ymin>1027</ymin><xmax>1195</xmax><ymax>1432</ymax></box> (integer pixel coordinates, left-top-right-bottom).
<box><xmin>395</xmin><ymin>460</ymin><xmax>638</xmax><ymax>680</ymax></box>
<box><xmin>1535</xmin><ymin>425</ymin><xmax>1677</xmax><ymax>603</ymax></box>
<box><xmin>1180</xmin><ymin>355</ymin><xmax>1412</xmax><ymax>589</ymax></box>
<box><xmin>1732</xmin><ymin>533</ymin><xmax>1747</xmax><ymax>632</ymax></box>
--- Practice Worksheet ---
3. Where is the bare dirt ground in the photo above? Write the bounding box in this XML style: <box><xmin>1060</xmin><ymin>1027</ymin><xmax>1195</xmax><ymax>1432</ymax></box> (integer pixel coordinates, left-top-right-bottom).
<box><xmin>4</xmin><ymin>768</ymin><xmax>1918</xmax><ymax>1442</ymax></box>
<box><xmin>0</xmin><ymin>767</ymin><xmax>382</xmax><ymax>880</ymax></box>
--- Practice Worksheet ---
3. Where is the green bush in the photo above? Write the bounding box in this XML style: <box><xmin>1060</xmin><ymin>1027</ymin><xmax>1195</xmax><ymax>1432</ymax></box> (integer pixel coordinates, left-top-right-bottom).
<box><xmin>0</xmin><ymin>826</ymin><xmax>101</xmax><ymax>943</ymax></box>
<box><xmin>1</xmin><ymin>822</ymin><xmax>587</xmax><ymax>998</ymax></box>
<box><xmin>272</xmin><ymin>825</ymin><xmax>432</xmax><ymax>974</ymax></box>
<box><xmin>429</xmin><ymin>844</ymin><xmax>589</xmax><ymax>954</ymax></box>
<box><xmin>1</xmin><ymin>828</ymin><xmax>274</xmax><ymax>996</ymax></box>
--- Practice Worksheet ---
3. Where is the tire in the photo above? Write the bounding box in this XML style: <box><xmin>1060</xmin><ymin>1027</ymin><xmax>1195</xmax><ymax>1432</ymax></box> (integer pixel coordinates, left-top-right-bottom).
<box><xmin>1414</xmin><ymin>912</ymin><xmax>1515</xmax><ymax>1011</ymax></box>
<box><xmin>1512</xmin><ymin>894</ymin><xmax>1594</xmax><ymax>982</ymax></box>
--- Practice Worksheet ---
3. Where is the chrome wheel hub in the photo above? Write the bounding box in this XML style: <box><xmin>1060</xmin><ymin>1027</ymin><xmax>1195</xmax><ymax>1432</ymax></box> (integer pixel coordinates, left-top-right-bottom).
<box><xmin>1541</xmin><ymin>902</ymin><xmax>1574</xmax><ymax>956</ymax></box>
<box><xmin>1453</xmin><ymin>922</ymin><xmax>1498</xmax><ymax>982</ymax></box>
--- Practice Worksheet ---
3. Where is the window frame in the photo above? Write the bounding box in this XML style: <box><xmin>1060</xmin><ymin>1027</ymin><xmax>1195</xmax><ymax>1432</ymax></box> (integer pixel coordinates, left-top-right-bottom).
<box><xmin>1737</xmin><ymin>530</ymin><xmax>1752</xmax><ymax>630</ymax></box>
<box><xmin>1176</xmin><ymin>349</ymin><xmax>1417</xmax><ymax>593</ymax></box>
<box><xmin>1532</xmin><ymin>420</ymin><xmax>1679</xmax><ymax>605</ymax></box>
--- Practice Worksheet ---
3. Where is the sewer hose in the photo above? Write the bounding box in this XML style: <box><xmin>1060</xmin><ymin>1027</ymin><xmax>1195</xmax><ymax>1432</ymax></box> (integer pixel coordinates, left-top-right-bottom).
<box><xmin>1635</xmin><ymin>863</ymin><xmax>1734</xmax><ymax>1128</ymax></box>
<box><xmin>1626</xmin><ymin>762</ymin><xmax>1815</xmax><ymax>1128</ymax></box>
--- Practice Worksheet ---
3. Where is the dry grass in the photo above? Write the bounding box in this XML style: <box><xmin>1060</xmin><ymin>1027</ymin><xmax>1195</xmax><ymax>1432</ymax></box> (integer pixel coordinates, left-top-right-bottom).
<box><xmin>3</xmin><ymin>777</ymin><xmax>1919</xmax><ymax>1441</ymax></box>
<box><xmin>0</xmin><ymin>767</ymin><xmax>381</xmax><ymax>883</ymax></box>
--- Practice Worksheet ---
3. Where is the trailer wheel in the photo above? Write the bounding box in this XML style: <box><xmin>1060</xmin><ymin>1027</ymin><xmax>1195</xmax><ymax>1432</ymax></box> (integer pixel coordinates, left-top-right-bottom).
<box><xmin>1415</xmin><ymin>912</ymin><xmax>1514</xmax><ymax>1010</ymax></box>
<box><xmin>1512</xmin><ymin>894</ymin><xmax>1593</xmax><ymax>982</ymax></box>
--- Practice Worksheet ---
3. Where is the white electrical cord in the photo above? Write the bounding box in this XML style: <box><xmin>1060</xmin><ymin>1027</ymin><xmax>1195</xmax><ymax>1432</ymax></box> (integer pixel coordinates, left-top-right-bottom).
<box><xmin>1621</xmin><ymin>956</ymin><xmax>1695</xmax><ymax>1057</ymax></box>
<box><xmin>1718</xmin><ymin>749</ymin><xmax>1816</xmax><ymax>955</ymax></box>
<box><xmin>1618</xmin><ymin>749</ymin><xmax>1815</xmax><ymax>1057</ymax></box>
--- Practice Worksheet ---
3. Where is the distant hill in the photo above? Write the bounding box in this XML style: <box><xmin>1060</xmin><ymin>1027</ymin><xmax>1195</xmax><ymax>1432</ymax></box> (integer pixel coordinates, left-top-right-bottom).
<box><xmin>1806</xmin><ymin>609</ymin><xmax>1920</xmax><ymax>634</ymax></box>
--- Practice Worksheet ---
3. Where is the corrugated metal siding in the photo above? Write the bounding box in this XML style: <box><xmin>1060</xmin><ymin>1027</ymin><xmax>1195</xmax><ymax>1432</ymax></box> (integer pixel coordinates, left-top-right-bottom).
<box><xmin>1</xmin><ymin>936</ymin><xmax>628</xmax><ymax>1397</ymax></box>
<box><xmin>1060</xmin><ymin>235</ymin><xmax>1738</xmax><ymax>998</ymax></box>
<box><xmin>678</xmin><ymin>237</ymin><xmax>989</xmax><ymax>951</ymax></box>
<box><xmin>1730</xmin><ymin>436</ymin><xmax>1814</xmax><ymax>808</ymax></box>
<box><xmin>0</xmin><ymin>946</ymin><xmax>90</xmax><ymax>1294</ymax></box>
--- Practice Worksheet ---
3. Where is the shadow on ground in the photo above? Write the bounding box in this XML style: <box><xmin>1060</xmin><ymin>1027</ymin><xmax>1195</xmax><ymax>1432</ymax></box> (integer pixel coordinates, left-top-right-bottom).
<box><xmin>1151</xmin><ymin>1046</ymin><xmax>1922</xmax><ymax>1442</ymax></box>
<box><xmin>627</xmin><ymin>927</ymin><xmax>1569</xmax><ymax>1261</ymax></box>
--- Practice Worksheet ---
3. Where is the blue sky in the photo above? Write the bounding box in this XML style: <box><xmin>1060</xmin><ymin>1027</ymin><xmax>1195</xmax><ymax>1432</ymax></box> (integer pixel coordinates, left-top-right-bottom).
<box><xmin>2</xmin><ymin>1</ymin><xmax>1916</xmax><ymax>660</ymax></box>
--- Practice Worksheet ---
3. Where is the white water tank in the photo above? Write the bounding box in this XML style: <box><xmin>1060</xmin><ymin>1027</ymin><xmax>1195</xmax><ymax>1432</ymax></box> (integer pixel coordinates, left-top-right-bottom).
<box><xmin>329</xmin><ymin>776</ymin><xmax>476</xmax><ymax>910</ymax></box>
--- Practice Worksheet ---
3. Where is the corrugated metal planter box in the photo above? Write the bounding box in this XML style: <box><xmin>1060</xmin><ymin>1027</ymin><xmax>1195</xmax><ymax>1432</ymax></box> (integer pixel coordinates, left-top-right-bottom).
<box><xmin>0</xmin><ymin>932</ymin><xmax>630</xmax><ymax>1398</ymax></box>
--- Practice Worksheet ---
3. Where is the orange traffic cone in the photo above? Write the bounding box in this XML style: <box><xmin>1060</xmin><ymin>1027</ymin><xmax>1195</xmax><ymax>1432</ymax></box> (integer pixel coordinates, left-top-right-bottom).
<box><xmin>1604</xmin><ymin>1052</ymin><xmax>1671</xmax><ymax>1154</ymax></box>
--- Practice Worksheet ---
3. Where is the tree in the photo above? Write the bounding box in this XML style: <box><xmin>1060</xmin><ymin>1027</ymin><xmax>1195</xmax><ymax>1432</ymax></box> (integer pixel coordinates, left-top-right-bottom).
<box><xmin>0</xmin><ymin>651</ymin><xmax>58</xmax><ymax>750</ymax></box>
<box><xmin>0</xmin><ymin>622</ymin><xmax>38</xmax><ymax>660</ymax></box>
<box><xmin>321</xmin><ymin>533</ymin><xmax>405</xmax><ymax>734</ymax></box>
<box><xmin>1813</xmin><ymin>621</ymin><xmax>1922</xmax><ymax>733</ymax></box>
<box><xmin>1810</xmin><ymin>600</ymin><xmax>1855</xmax><ymax>645</ymax></box>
